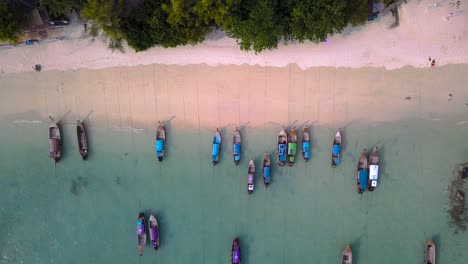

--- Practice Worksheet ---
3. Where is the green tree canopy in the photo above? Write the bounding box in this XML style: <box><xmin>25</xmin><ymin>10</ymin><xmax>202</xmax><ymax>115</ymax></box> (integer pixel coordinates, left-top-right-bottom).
<box><xmin>39</xmin><ymin>0</ymin><xmax>83</xmax><ymax>16</ymax></box>
<box><xmin>290</xmin><ymin>0</ymin><xmax>348</xmax><ymax>43</ymax></box>
<box><xmin>120</xmin><ymin>0</ymin><xmax>186</xmax><ymax>51</ymax></box>
<box><xmin>0</xmin><ymin>0</ymin><xmax>25</xmax><ymax>43</ymax></box>
<box><xmin>81</xmin><ymin>0</ymin><xmax>124</xmax><ymax>51</ymax></box>
<box><xmin>228</xmin><ymin>0</ymin><xmax>286</xmax><ymax>53</ymax></box>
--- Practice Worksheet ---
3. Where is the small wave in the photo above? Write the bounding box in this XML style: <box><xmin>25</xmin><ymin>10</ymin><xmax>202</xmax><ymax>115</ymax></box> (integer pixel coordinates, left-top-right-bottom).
<box><xmin>12</xmin><ymin>120</ymin><xmax>43</xmax><ymax>124</ymax></box>
<box><xmin>457</xmin><ymin>121</ymin><xmax>468</xmax><ymax>125</ymax></box>
<box><xmin>112</xmin><ymin>125</ymin><xmax>145</xmax><ymax>133</ymax></box>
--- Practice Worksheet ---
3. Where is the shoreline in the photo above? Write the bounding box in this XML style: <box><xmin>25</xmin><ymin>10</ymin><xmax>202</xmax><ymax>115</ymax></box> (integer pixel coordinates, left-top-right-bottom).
<box><xmin>0</xmin><ymin>1</ymin><xmax>467</xmax><ymax>74</ymax></box>
<box><xmin>0</xmin><ymin>64</ymin><xmax>467</xmax><ymax>131</ymax></box>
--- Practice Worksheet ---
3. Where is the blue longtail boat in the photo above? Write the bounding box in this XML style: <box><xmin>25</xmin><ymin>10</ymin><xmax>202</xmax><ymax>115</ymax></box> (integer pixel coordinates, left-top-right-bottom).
<box><xmin>155</xmin><ymin>122</ymin><xmax>166</xmax><ymax>161</ymax></box>
<box><xmin>277</xmin><ymin>129</ymin><xmax>287</xmax><ymax>166</ymax></box>
<box><xmin>357</xmin><ymin>149</ymin><xmax>368</xmax><ymax>193</ymax></box>
<box><xmin>233</xmin><ymin>128</ymin><xmax>241</xmax><ymax>165</ymax></box>
<box><xmin>212</xmin><ymin>128</ymin><xmax>221</xmax><ymax>166</ymax></box>
<box><xmin>331</xmin><ymin>129</ymin><xmax>342</xmax><ymax>167</ymax></box>
<box><xmin>263</xmin><ymin>152</ymin><xmax>271</xmax><ymax>187</ymax></box>
<box><xmin>302</xmin><ymin>125</ymin><xmax>310</xmax><ymax>162</ymax></box>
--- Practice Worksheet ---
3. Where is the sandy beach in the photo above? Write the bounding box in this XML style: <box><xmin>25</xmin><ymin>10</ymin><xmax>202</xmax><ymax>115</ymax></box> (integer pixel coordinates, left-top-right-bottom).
<box><xmin>1</xmin><ymin>64</ymin><xmax>467</xmax><ymax>131</ymax></box>
<box><xmin>0</xmin><ymin>0</ymin><xmax>467</xmax><ymax>73</ymax></box>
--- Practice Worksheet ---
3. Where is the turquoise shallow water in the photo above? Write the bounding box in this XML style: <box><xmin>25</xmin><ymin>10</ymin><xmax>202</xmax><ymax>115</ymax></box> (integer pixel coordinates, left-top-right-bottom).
<box><xmin>0</xmin><ymin>118</ymin><xmax>467</xmax><ymax>263</ymax></box>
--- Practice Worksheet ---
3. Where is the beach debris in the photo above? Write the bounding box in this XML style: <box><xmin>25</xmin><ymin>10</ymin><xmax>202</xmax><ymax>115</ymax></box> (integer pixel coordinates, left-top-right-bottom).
<box><xmin>450</xmin><ymin>0</ymin><xmax>461</xmax><ymax>9</ymax></box>
<box><xmin>428</xmin><ymin>2</ymin><xmax>443</xmax><ymax>8</ymax></box>
<box><xmin>447</xmin><ymin>162</ymin><xmax>468</xmax><ymax>232</ymax></box>
<box><xmin>404</xmin><ymin>96</ymin><xmax>412</xmax><ymax>100</ymax></box>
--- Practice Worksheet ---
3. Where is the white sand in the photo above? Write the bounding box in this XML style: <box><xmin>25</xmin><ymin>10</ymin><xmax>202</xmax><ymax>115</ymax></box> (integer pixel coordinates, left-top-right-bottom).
<box><xmin>0</xmin><ymin>0</ymin><xmax>467</xmax><ymax>74</ymax></box>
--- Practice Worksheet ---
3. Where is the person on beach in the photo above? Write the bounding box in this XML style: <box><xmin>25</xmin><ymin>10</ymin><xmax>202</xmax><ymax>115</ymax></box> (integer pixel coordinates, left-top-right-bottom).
<box><xmin>448</xmin><ymin>94</ymin><xmax>452</xmax><ymax>101</ymax></box>
<box><xmin>404</xmin><ymin>96</ymin><xmax>412</xmax><ymax>100</ymax></box>
<box><xmin>431</xmin><ymin>59</ymin><xmax>436</xmax><ymax>67</ymax></box>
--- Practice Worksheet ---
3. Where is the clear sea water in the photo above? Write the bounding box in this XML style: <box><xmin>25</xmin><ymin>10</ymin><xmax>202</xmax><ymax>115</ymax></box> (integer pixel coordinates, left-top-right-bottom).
<box><xmin>0</xmin><ymin>65</ymin><xmax>467</xmax><ymax>264</ymax></box>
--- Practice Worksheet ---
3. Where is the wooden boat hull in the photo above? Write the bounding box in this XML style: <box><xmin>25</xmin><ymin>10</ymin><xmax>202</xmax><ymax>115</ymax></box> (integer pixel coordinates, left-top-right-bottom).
<box><xmin>212</xmin><ymin>129</ymin><xmax>221</xmax><ymax>166</ymax></box>
<box><xmin>156</xmin><ymin>123</ymin><xmax>166</xmax><ymax>161</ymax></box>
<box><xmin>302</xmin><ymin>126</ymin><xmax>310</xmax><ymax>162</ymax></box>
<box><xmin>232</xmin><ymin>237</ymin><xmax>241</xmax><ymax>264</ymax></box>
<box><xmin>49</xmin><ymin>121</ymin><xmax>61</xmax><ymax>162</ymax></box>
<box><xmin>288</xmin><ymin>127</ymin><xmax>298</xmax><ymax>166</ymax></box>
<box><xmin>357</xmin><ymin>149</ymin><xmax>369</xmax><ymax>193</ymax></box>
<box><xmin>263</xmin><ymin>153</ymin><xmax>271</xmax><ymax>187</ymax></box>
<box><xmin>341</xmin><ymin>245</ymin><xmax>352</xmax><ymax>264</ymax></box>
<box><xmin>277</xmin><ymin>130</ymin><xmax>288</xmax><ymax>166</ymax></box>
<box><xmin>233</xmin><ymin>128</ymin><xmax>241</xmax><ymax>165</ymax></box>
<box><xmin>148</xmin><ymin>214</ymin><xmax>159</xmax><ymax>250</ymax></box>
<box><xmin>368</xmin><ymin>147</ymin><xmax>379</xmax><ymax>191</ymax></box>
<box><xmin>247</xmin><ymin>160</ymin><xmax>255</xmax><ymax>194</ymax></box>
<box><xmin>137</xmin><ymin>213</ymin><xmax>147</xmax><ymax>256</ymax></box>
<box><xmin>76</xmin><ymin>120</ymin><xmax>88</xmax><ymax>160</ymax></box>
<box><xmin>424</xmin><ymin>240</ymin><xmax>435</xmax><ymax>264</ymax></box>
<box><xmin>331</xmin><ymin>129</ymin><xmax>342</xmax><ymax>167</ymax></box>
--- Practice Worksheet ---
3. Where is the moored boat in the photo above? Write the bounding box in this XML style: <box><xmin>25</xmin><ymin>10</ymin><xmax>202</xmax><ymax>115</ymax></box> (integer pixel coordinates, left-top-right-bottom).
<box><xmin>277</xmin><ymin>129</ymin><xmax>288</xmax><ymax>166</ymax></box>
<box><xmin>247</xmin><ymin>160</ymin><xmax>255</xmax><ymax>194</ymax></box>
<box><xmin>424</xmin><ymin>240</ymin><xmax>435</xmax><ymax>264</ymax></box>
<box><xmin>341</xmin><ymin>245</ymin><xmax>352</xmax><ymax>264</ymax></box>
<box><xmin>49</xmin><ymin>116</ymin><xmax>61</xmax><ymax>162</ymax></box>
<box><xmin>137</xmin><ymin>212</ymin><xmax>147</xmax><ymax>256</ymax></box>
<box><xmin>287</xmin><ymin>127</ymin><xmax>298</xmax><ymax>166</ymax></box>
<box><xmin>212</xmin><ymin>128</ymin><xmax>221</xmax><ymax>166</ymax></box>
<box><xmin>233</xmin><ymin>127</ymin><xmax>241</xmax><ymax>165</ymax></box>
<box><xmin>148</xmin><ymin>214</ymin><xmax>159</xmax><ymax>250</ymax></box>
<box><xmin>231</xmin><ymin>237</ymin><xmax>241</xmax><ymax>264</ymax></box>
<box><xmin>331</xmin><ymin>129</ymin><xmax>342</xmax><ymax>167</ymax></box>
<box><xmin>368</xmin><ymin>147</ymin><xmax>380</xmax><ymax>191</ymax></box>
<box><xmin>156</xmin><ymin>122</ymin><xmax>166</xmax><ymax>161</ymax></box>
<box><xmin>263</xmin><ymin>152</ymin><xmax>271</xmax><ymax>187</ymax></box>
<box><xmin>357</xmin><ymin>149</ymin><xmax>369</xmax><ymax>193</ymax></box>
<box><xmin>302</xmin><ymin>125</ymin><xmax>310</xmax><ymax>162</ymax></box>
<box><xmin>76</xmin><ymin>120</ymin><xmax>88</xmax><ymax>160</ymax></box>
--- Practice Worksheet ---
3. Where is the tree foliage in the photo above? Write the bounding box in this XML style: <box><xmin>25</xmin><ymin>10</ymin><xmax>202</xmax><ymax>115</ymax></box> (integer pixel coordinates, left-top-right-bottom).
<box><xmin>81</xmin><ymin>0</ymin><xmax>124</xmax><ymax>51</ymax></box>
<box><xmin>228</xmin><ymin>0</ymin><xmax>286</xmax><ymax>53</ymax></box>
<box><xmin>0</xmin><ymin>1</ymin><xmax>25</xmax><ymax>43</ymax></box>
<box><xmin>39</xmin><ymin>0</ymin><xmax>82</xmax><ymax>16</ymax></box>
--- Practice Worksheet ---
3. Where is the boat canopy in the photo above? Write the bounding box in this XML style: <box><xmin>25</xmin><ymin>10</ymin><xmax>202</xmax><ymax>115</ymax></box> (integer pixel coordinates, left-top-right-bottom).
<box><xmin>288</xmin><ymin>143</ymin><xmax>297</xmax><ymax>155</ymax></box>
<box><xmin>248</xmin><ymin>174</ymin><xmax>254</xmax><ymax>183</ymax></box>
<box><xmin>232</xmin><ymin>248</ymin><xmax>240</xmax><ymax>264</ymax></box>
<box><xmin>212</xmin><ymin>144</ymin><xmax>219</xmax><ymax>160</ymax></box>
<box><xmin>358</xmin><ymin>170</ymin><xmax>368</xmax><ymax>191</ymax></box>
<box><xmin>278</xmin><ymin>144</ymin><xmax>287</xmax><ymax>161</ymax></box>
<box><xmin>263</xmin><ymin>167</ymin><xmax>271</xmax><ymax>177</ymax></box>
<box><xmin>332</xmin><ymin>144</ymin><xmax>341</xmax><ymax>155</ymax></box>
<box><xmin>233</xmin><ymin>144</ymin><xmax>241</xmax><ymax>155</ymax></box>
<box><xmin>302</xmin><ymin>142</ymin><xmax>310</xmax><ymax>158</ymax></box>
<box><xmin>137</xmin><ymin>220</ymin><xmax>145</xmax><ymax>235</ymax></box>
<box><xmin>213</xmin><ymin>136</ymin><xmax>221</xmax><ymax>144</ymax></box>
<box><xmin>369</xmin><ymin>165</ymin><xmax>379</xmax><ymax>180</ymax></box>
<box><xmin>156</xmin><ymin>140</ymin><xmax>164</xmax><ymax>152</ymax></box>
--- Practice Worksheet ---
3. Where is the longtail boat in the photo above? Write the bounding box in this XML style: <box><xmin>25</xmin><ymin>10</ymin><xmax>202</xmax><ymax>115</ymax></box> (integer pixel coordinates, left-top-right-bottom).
<box><xmin>368</xmin><ymin>147</ymin><xmax>380</xmax><ymax>191</ymax></box>
<box><xmin>231</xmin><ymin>237</ymin><xmax>241</xmax><ymax>264</ymax></box>
<box><xmin>263</xmin><ymin>152</ymin><xmax>271</xmax><ymax>187</ymax></box>
<box><xmin>424</xmin><ymin>240</ymin><xmax>435</xmax><ymax>264</ymax></box>
<box><xmin>148</xmin><ymin>214</ymin><xmax>159</xmax><ymax>250</ymax></box>
<box><xmin>247</xmin><ymin>160</ymin><xmax>255</xmax><ymax>194</ymax></box>
<box><xmin>155</xmin><ymin>122</ymin><xmax>166</xmax><ymax>161</ymax></box>
<box><xmin>287</xmin><ymin>127</ymin><xmax>298</xmax><ymax>166</ymax></box>
<box><xmin>331</xmin><ymin>129</ymin><xmax>342</xmax><ymax>167</ymax></box>
<box><xmin>233</xmin><ymin>128</ymin><xmax>241</xmax><ymax>165</ymax></box>
<box><xmin>341</xmin><ymin>245</ymin><xmax>352</xmax><ymax>264</ymax></box>
<box><xmin>49</xmin><ymin>116</ymin><xmax>61</xmax><ymax>162</ymax></box>
<box><xmin>302</xmin><ymin>125</ymin><xmax>310</xmax><ymax>162</ymax></box>
<box><xmin>76</xmin><ymin>120</ymin><xmax>88</xmax><ymax>160</ymax></box>
<box><xmin>357</xmin><ymin>149</ymin><xmax>368</xmax><ymax>193</ymax></box>
<box><xmin>212</xmin><ymin>128</ymin><xmax>221</xmax><ymax>166</ymax></box>
<box><xmin>277</xmin><ymin>129</ymin><xmax>287</xmax><ymax>166</ymax></box>
<box><xmin>137</xmin><ymin>212</ymin><xmax>147</xmax><ymax>256</ymax></box>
